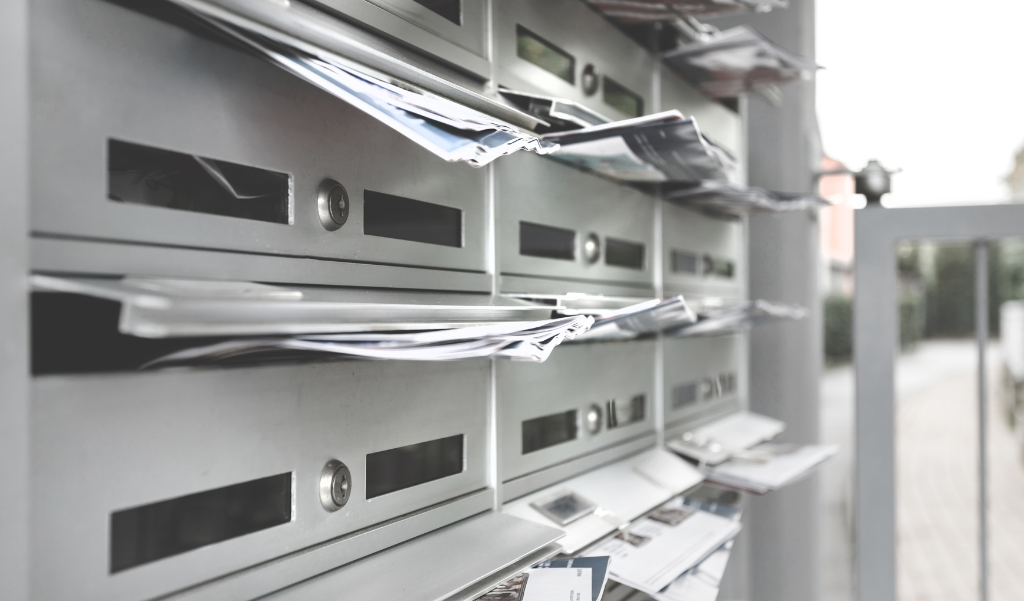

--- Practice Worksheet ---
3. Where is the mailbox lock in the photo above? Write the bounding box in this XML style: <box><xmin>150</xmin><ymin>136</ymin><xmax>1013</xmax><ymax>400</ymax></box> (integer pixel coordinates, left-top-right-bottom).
<box><xmin>319</xmin><ymin>459</ymin><xmax>352</xmax><ymax>512</ymax></box>
<box><xmin>585</xmin><ymin>403</ymin><xmax>603</xmax><ymax>434</ymax></box>
<box><xmin>317</xmin><ymin>179</ymin><xmax>350</xmax><ymax>231</ymax></box>
<box><xmin>581</xmin><ymin>64</ymin><xmax>600</xmax><ymax>96</ymax></box>
<box><xmin>583</xmin><ymin>233</ymin><xmax>601</xmax><ymax>264</ymax></box>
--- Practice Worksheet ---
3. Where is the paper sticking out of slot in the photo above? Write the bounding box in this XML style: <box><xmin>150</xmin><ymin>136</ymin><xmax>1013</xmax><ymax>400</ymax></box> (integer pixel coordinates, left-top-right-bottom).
<box><xmin>141</xmin><ymin>315</ymin><xmax>594</xmax><ymax>367</ymax></box>
<box><xmin>667</xmin><ymin>299</ymin><xmax>806</xmax><ymax>338</ymax></box>
<box><xmin>703</xmin><ymin>443</ymin><xmax>839</xmax><ymax>494</ymax></box>
<box><xmin>663</xmin><ymin>26</ymin><xmax>818</xmax><ymax>99</ymax></box>
<box><xmin>170</xmin><ymin>3</ymin><xmax>555</xmax><ymax>166</ymax></box>
<box><xmin>475</xmin><ymin>556</ymin><xmax>610</xmax><ymax>601</ymax></box>
<box><xmin>666</xmin><ymin>180</ymin><xmax>832</xmax><ymax>218</ymax></box>
<box><xmin>667</xmin><ymin>410</ymin><xmax>785</xmax><ymax>466</ymax></box>
<box><xmin>586</xmin><ymin>0</ymin><xmax>788</xmax><ymax>23</ymax></box>
<box><xmin>540</xmin><ymin>111</ymin><xmax>735</xmax><ymax>184</ymax></box>
<box><xmin>574</xmin><ymin>296</ymin><xmax>698</xmax><ymax>341</ymax></box>
<box><xmin>584</xmin><ymin>496</ymin><xmax>741</xmax><ymax>596</ymax></box>
<box><xmin>499</xmin><ymin>89</ymin><xmax>613</xmax><ymax>133</ymax></box>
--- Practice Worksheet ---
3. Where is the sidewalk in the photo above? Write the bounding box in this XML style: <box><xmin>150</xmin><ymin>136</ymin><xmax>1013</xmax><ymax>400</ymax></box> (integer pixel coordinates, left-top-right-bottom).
<box><xmin>820</xmin><ymin>339</ymin><xmax>1024</xmax><ymax>601</ymax></box>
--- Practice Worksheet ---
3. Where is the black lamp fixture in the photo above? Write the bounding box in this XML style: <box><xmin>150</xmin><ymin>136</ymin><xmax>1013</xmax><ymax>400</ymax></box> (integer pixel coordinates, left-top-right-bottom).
<box><xmin>854</xmin><ymin>159</ymin><xmax>898</xmax><ymax>206</ymax></box>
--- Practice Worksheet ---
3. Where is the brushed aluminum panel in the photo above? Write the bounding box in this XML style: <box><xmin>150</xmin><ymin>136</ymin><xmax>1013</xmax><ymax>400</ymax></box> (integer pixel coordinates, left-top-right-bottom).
<box><xmin>497</xmin><ymin>339</ymin><xmax>657</xmax><ymax>482</ymax></box>
<box><xmin>31</xmin><ymin>360</ymin><xmax>490</xmax><ymax>600</ymax></box>
<box><xmin>31</xmin><ymin>0</ymin><xmax>488</xmax><ymax>274</ymax></box>
<box><xmin>662</xmin><ymin>334</ymin><xmax>746</xmax><ymax>431</ymax></box>
<box><xmin>662</xmin><ymin>201</ymin><xmax>746</xmax><ymax>301</ymax></box>
<box><xmin>494</xmin><ymin>0</ymin><xmax>654</xmax><ymax>122</ymax></box>
<box><xmin>263</xmin><ymin>512</ymin><xmax>563</xmax><ymax>601</ymax></box>
<box><xmin>497</xmin><ymin>152</ymin><xmax>656</xmax><ymax>290</ymax></box>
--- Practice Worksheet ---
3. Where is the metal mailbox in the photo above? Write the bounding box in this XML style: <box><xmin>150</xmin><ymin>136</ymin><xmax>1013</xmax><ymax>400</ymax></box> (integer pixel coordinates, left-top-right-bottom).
<box><xmin>303</xmin><ymin>0</ymin><xmax>489</xmax><ymax>78</ymax></box>
<box><xmin>494</xmin><ymin>0</ymin><xmax>654</xmax><ymax>122</ymax></box>
<box><xmin>32</xmin><ymin>0</ymin><xmax>489</xmax><ymax>278</ymax></box>
<box><xmin>496</xmin><ymin>151</ymin><xmax>658</xmax><ymax>296</ymax></box>
<box><xmin>31</xmin><ymin>360</ymin><xmax>492</xmax><ymax>600</ymax></box>
<box><xmin>662</xmin><ymin>199</ymin><xmax>747</xmax><ymax>301</ymax></box>
<box><xmin>497</xmin><ymin>339</ymin><xmax>658</xmax><ymax>498</ymax></box>
<box><xmin>662</xmin><ymin>333</ymin><xmax>747</xmax><ymax>439</ymax></box>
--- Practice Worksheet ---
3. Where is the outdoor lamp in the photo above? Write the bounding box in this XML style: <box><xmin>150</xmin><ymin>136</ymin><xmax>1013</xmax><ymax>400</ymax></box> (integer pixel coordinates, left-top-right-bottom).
<box><xmin>854</xmin><ymin>159</ymin><xmax>897</xmax><ymax>206</ymax></box>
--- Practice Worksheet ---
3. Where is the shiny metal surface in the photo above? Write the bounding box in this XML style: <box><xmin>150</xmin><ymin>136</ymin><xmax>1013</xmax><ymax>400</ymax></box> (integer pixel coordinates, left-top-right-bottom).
<box><xmin>262</xmin><ymin>512</ymin><xmax>564</xmax><ymax>601</ymax></box>
<box><xmin>32</xmin><ymin>0</ymin><xmax>490</xmax><ymax>274</ymax></box>
<box><xmin>31</xmin><ymin>360</ymin><xmax>490</xmax><ymax>600</ymax></box>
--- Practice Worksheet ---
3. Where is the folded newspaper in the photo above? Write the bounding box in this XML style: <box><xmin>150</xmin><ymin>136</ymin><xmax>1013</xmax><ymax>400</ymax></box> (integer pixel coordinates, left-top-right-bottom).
<box><xmin>142</xmin><ymin>316</ymin><xmax>594</xmax><ymax>367</ymax></box>
<box><xmin>666</xmin><ymin>180</ymin><xmax>831</xmax><ymax>218</ymax></box>
<box><xmin>177</xmin><ymin>8</ymin><xmax>555</xmax><ymax>166</ymax></box>
<box><xmin>668</xmin><ymin>300</ymin><xmax>806</xmax><ymax>337</ymax></box>
<box><xmin>476</xmin><ymin>556</ymin><xmax>611</xmax><ymax>601</ymax></box>
<box><xmin>540</xmin><ymin>111</ymin><xmax>735</xmax><ymax>183</ymax></box>
<box><xmin>587</xmin><ymin>0</ymin><xmax>787</xmax><ymax>22</ymax></box>
<box><xmin>584</xmin><ymin>497</ymin><xmax>741</xmax><ymax>596</ymax></box>
<box><xmin>703</xmin><ymin>443</ymin><xmax>839</xmax><ymax>494</ymax></box>
<box><xmin>654</xmin><ymin>497</ymin><xmax>742</xmax><ymax>601</ymax></box>
<box><xmin>573</xmin><ymin>296</ymin><xmax>697</xmax><ymax>341</ymax></box>
<box><xmin>663</xmin><ymin>26</ymin><xmax>818</xmax><ymax>99</ymax></box>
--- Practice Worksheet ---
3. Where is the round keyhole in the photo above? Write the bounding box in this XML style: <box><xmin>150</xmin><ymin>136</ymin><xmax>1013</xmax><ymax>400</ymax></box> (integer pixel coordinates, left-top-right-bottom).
<box><xmin>320</xmin><ymin>459</ymin><xmax>352</xmax><ymax>512</ymax></box>
<box><xmin>317</xmin><ymin>179</ymin><xmax>350</xmax><ymax>231</ymax></box>
<box><xmin>583</xmin><ymin>233</ymin><xmax>601</xmax><ymax>264</ymax></box>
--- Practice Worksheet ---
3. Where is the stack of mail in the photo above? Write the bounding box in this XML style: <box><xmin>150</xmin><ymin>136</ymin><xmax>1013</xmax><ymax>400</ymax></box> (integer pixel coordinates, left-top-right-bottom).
<box><xmin>654</xmin><ymin>497</ymin><xmax>741</xmax><ymax>601</ymax></box>
<box><xmin>668</xmin><ymin>299</ymin><xmax>806</xmax><ymax>337</ymax></box>
<box><xmin>587</xmin><ymin>0</ymin><xmax>788</xmax><ymax>22</ymax></box>
<box><xmin>584</xmin><ymin>497</ymin><xmax>741</xmax><ymax>596</ymax></box>
<box><xmin>172</xmin><ymin>3</ymin><xmax>554</xmax><ymax>166</ymax></box>
<box><xmin>143</xmin><ymin>316</ymin><xmax>594</xmax><ymax>367</ymax></box>
<box><xmin>703</xmin><ymin>443</ymin><xmax>839</xmax><ymax>494</ymax></box>
<box><xmin>666</xmin><ymin>180</ymin><xmax>831</xmax><ymax>218</ymax></box>
<box><xmin>475</xmin><ymin>556</ymin><xmax>611</xmax><ymax>601</ymax></box>
<box><xmin>663</xmin><ymin>26</ymin><xmax>817</xmax><ymax>98</ymax></box>
<box><xmin>540</xmin><ymin>111</ymin><xmax>735</xmax><ymax>183</ymax></box>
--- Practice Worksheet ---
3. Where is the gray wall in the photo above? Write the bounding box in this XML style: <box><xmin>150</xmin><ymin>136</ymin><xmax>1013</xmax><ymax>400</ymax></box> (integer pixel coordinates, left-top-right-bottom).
<box><xmin>0</xmin><ymin>0</ymin><xmax>30</xmax><ymax>600</ymax></box>
<box><xmin>713</xmin><ymin>1</ymin><xmax>823</xmax><ymax>600</ymax></box>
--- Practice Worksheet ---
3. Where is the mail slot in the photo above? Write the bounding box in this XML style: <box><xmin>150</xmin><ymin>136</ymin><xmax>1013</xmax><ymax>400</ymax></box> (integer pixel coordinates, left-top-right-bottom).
<box><xmin>497</xmin><ymin>152</ymin><xmax>657</xmax><ymax>295</ymax></box>
<box><xmin>497</xmin><ymin>340</ymin><xmax>657</xmax><ymax>496</ymax></box>
<box><xmin>32</xmin><ymin>0</ymin><xmax>488</xmax><ymax>277</ymax></box>
<box><xmin>303</xmin><ymin>0</ymin><xmax>489</xmax><ymax>78</ymax></box>
<box><xmin>30</xmin><ymin>360</ymin><xmax>490</xmax><ymax>600</ymax></box>
<box><xmin>660</xmin><ymin>65</ymin><xmax>745</xmax><ymax>167</ymax></box>
<box><xmin>494</xmin><ymin>0</ymin><xmax>654</xmax><ymax>121</ymax></box>
<box><xmin>663</xmin><ymin>334</ymin><xmax>747</xmax><ymax>438</ymax></box>
<box><xmin>662</xmin><ymin>199</ymin><xmax>747</xmax><ymax>301</ymax></box>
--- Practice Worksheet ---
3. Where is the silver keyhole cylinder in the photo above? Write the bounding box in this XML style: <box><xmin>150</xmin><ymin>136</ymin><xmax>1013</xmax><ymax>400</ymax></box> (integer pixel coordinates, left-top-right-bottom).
<box><xmin>319</xmin><ymin>459</ymin><xmax>352</xmax><ymax>512</ymax></box>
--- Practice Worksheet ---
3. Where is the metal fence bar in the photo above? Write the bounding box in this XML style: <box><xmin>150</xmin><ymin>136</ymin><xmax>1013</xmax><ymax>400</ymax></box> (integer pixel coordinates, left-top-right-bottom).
<box><xmin>975</xmin><ymin>241</ymin><xmax>990</xmax><ymax>601</ymax></box>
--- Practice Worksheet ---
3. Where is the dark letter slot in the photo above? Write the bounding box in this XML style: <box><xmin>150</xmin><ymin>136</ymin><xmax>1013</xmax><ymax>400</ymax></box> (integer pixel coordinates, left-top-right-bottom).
<box><xmin>522</xmin><ymin>410</ymin><xmax>578</xmax><ymax>454</ymax></box>
<box><xmin>607</xmin><ymin>394</ymin><xmax>646</xmax><ymax>429</ymax></box>
<box><xmin>366</xmin><ymin>434</ymin><xmax>465</xmax><ymax>499</ymax></box>
<box><xmin>110</xmin><ymin>473</ymin><xmax>292</xmax><ymax>573</ymax></box>
<box><xmin>672</xmin><ymin>382</ymin><xmax>699</xmax><ymax>410</ymax></box>
<box><xmin>363</xmin><ymin>190</ymin><xmax>463</xmax><ymax>248</ymax></box>
<box><xmin>712</xmin><ymin>258</ymin><xmax>735</xmax><ymax>278</ymax></box>
<box><xmin>602</xmin><ymin>76</ymin><xmax>644</xmax><ymax>118</ymax></box>
<box><xmin>107</xmin><ymin>140</ymin><xmax>290</xmax><ymax>224</ymax></box>
<box><xmin>605</xmin><ymin>238</ymin><xmax>645</xmax><ymax>269</ymax></box>
<box><xmin>516</xmin><ymin>25</ymin><xmax>575</xmax><ymax>83</ymax></box>
<box><xmin>671</xmin><ymin>250</ymin><xmax>700</xmax><ymax>274</ymax></box>
<box><xmin>413</xmin><ymin>0</ymin><xmax>462</xmax><ymax>25</ymax></box>
<box><xmin>520</xmin><ymin>221</ymin><xmax>577</xmax><ymax>260</ymax></box>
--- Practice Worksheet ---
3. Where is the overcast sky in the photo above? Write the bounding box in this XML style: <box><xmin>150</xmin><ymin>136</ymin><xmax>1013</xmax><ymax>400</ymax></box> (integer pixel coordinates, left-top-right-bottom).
<box><xmin>815</xmin><ymin>0</ymin><xmax>1024</xmax><ymax>207</ymax></box>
